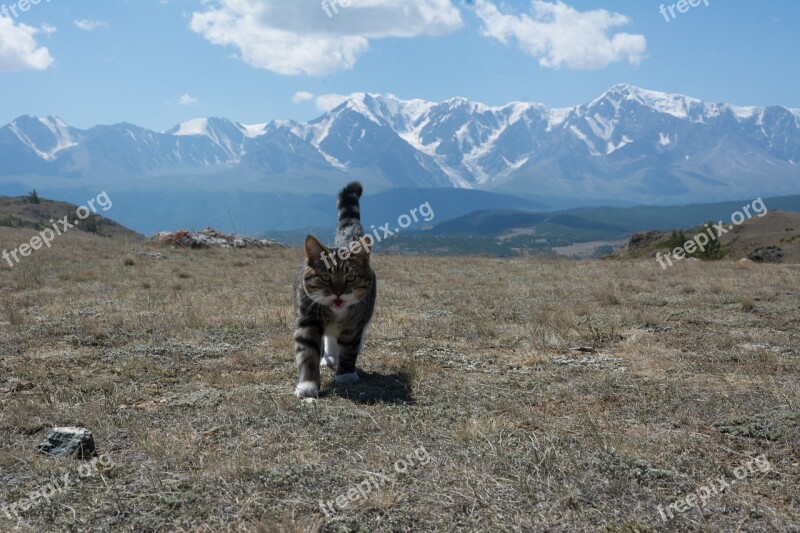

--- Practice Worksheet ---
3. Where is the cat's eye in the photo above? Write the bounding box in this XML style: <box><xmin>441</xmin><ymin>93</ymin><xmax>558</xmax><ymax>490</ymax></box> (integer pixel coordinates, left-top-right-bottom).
<box><xmin>320</xmin><ymin>273</ymin><xmax>332</xmax><ymax>282</ymax></box>
<box><xmin>345</xmin><ymin>274</ymin><xmax>357</xmax><ymax>282</ymax></box>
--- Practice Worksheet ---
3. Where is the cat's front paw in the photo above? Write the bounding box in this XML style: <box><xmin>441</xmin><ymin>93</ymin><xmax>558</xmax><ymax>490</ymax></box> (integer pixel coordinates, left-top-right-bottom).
<box><xmin>295</xmin><ymin>381</ymin><xmax>320</xmax><ymax>398</ymax></box>
<box><xmin>321</xmin><ymin>355</ymin><xmax>337</xmax><ymax>370</ymax></box>
<box><xmin>334</xmin><ymin>372</ymin><xmax>359</xmax><ymax>386</ymax></box>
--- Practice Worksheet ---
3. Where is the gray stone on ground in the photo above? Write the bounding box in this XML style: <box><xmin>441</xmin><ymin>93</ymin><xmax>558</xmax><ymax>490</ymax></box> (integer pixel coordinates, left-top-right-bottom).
<box><xmin>37</xmin><ymin>427</ymin><xmax>96</xmax><ymax>459</ymax></box>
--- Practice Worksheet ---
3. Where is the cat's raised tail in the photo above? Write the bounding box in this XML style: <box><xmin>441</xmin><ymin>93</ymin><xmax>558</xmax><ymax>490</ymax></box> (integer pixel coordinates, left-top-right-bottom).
<box><xmin>336</xmin><ymin>181</ymin><xmax>365</xmax><ymax>245</ymax></box>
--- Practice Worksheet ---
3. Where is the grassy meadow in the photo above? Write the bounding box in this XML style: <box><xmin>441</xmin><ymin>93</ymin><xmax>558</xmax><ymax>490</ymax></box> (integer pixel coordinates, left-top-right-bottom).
<box><xmin>0</xmin><ymin>226</ymin><xmax>798</xmax><ymax>531</ymax></box>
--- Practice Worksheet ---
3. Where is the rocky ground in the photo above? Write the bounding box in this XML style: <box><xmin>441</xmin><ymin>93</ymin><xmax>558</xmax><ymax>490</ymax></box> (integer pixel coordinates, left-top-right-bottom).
<box><xmin>0</xmin><ymin>226</ymin><xmax>798</xmax><ymax>531</ymax></box>
<box><xmin>152</xmin><ymin>228</ymin><xmax>287</xmax><ymax>250</ymax></box>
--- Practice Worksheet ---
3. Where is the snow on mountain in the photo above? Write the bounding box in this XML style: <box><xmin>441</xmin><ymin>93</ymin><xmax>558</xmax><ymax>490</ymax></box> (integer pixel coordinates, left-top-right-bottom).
<box><xmin>165</xmin><ymin>117</ymin><xmax>253</xmax><ymax>162</ymax></box>
<box><xmin>240</xmin><ymin>123</ymin><xmax>268</xmax><ymax>138</ymax></box>
<box><xmin>172</xmin><ymin>118</ymin><xmax>211</xmax><ymax>137</ymax></box>
<box><xmin>6</xmin><ymin>116</ymin><xmax>79</xmax><ymax>161</ymax></box>
<box><xmin>2</xmin><ymin>86</ymin><xmax>799</xmax><ymax>203</ymax></box>
<box><xmin>588</xmin><ymin>84</ymin><xmax>705</xmax><ymax>120</ymax></box>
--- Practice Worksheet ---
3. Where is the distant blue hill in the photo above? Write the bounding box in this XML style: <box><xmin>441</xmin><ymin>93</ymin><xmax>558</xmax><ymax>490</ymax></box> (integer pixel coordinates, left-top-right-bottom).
<box><xmin>429</xmin><ymin>194</ymin><xmax>800</xmax><ymax>237</ymax></box>
<box><xmin>6</xmin><ymin>186</ymin><xmax>545</xmax><ymax>236</ymax></box>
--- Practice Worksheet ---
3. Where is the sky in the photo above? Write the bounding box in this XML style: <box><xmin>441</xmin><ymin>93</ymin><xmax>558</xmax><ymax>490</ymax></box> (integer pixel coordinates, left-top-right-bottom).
<box><xmin>0</xmin><ymin>0</ymin><xmax>798</xmax><ymax>131</ymax></box>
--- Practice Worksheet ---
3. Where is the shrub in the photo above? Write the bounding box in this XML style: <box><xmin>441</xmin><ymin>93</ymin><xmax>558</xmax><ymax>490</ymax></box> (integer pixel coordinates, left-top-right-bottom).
<box><xmin>665</xmin><ymin>229</ymin><xmax>687</xmax><ymax>252</ymax></box>
<box><xmin>82</xmin><ymin>214</ymin><xmax>100</xmax><ymax>234</ymax></box>
<box><xmin>692</xmin><ymin>222</ymin><xmax>723</xmax><ymax>260</ymax></box>
<box><xmin>663</xmin><ymin>225</ymin><xmax>723</xmax><ymax>260</ymax></box>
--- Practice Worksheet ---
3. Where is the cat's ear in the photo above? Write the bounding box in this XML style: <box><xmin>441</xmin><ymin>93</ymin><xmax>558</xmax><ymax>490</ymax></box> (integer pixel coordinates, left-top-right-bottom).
<box><xmin>304</xmin><ymin>235</ymin><xmax>328</xmax><ymax>264</ymax></box>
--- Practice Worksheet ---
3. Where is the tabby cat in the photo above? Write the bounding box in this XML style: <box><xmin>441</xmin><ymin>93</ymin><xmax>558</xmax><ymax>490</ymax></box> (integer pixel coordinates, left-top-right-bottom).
<box><xmin>293</xmin><ymin>182</ymin><xmax>376</xmax><ymax>398</ymax></box>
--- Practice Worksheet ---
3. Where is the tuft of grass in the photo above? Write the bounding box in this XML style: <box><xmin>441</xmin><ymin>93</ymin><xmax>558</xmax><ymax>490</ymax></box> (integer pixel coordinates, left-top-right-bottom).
<box><xmin>2</xmin><ymin>298</ymin><xmax>24</xmax><ymax>326</ymax></box>
<box><xmin>741</xmin><ymin>297</ymin><xmax>757</xmax><ymax>312</ymax></box>
<box><xmin>594</xmin><ymin>288</ymin><xmax>621</xmax><ymax>306</ymax></box>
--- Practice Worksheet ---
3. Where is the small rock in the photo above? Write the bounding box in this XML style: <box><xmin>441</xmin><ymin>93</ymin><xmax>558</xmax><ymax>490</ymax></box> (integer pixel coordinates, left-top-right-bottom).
<box><xmin>37</xmin><ymin>427</ymin><xmax>96</xmax><ymax>459</ymax></box>
<box><xmin>740</xmin><ymin>258</ymin><xmax>752</xmax><ymax>263</ymax></box>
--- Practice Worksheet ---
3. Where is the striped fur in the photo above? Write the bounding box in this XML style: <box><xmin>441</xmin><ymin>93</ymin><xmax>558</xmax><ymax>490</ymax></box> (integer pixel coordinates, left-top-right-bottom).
<box><xmin>293</xmin><ymin>182</ymin><xmax>376</xmax><ymax>398</ymax></box>
<box><xmin>335</xmin><ymin>181</ymin><xmax>364</xmax><ymax>248</ymax></box>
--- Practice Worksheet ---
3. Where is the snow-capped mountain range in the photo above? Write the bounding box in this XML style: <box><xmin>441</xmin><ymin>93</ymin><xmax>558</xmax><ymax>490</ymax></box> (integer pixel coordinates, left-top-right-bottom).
<box><xmin>2</xmin><ymin>85</ymin><xmax>799</xmax><ymax>203</ymax></box>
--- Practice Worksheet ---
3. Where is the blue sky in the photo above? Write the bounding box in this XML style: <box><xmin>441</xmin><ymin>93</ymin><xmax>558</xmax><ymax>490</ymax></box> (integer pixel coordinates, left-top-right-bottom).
<box><xmin>1</xmin><ymin>0</ymin><xmax>798</xmax><ymax>131</ymax></box>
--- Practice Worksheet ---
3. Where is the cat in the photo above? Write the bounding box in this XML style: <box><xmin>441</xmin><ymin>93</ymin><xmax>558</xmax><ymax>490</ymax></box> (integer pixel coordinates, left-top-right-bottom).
<box><xmin>293</xmin><ymin>182</ymin><xmax>376</xmax><ymax>398</ymax></box>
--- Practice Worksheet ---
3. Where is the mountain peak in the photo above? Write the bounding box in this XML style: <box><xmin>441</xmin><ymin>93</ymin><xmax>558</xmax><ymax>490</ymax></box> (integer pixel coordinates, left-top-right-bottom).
<box><xmin>587</xmin><ymin>84</ymin><xmax>707</xmax><ymax>121</ymax></box>
<box><xmin>607</xmin><ymin>83</ymin><xmax>640</xmax><ymax>93</ymax></box>
<box><xmin>444</xmin><ymin>96</ymin><xmax>470</xmax><ymax>105</ymax></box>
<box><xmin>6</xmin><ymin>115</ymin><xmax>77</xmax><ymax>161</ymax></box>
<box><xmin>170</xmin><ymin>117</ymin><xmax>210</xmax><ymax>136</ymax></box>
<box><xmin>3</xmin><ymin>87</ymin><xmax>799</xmax><ymax>205</ymax></box>
<box><xmin>12</xmin><ymin>114</ymin><xmax>69</xmax><ymax>128</ymax></box>
<box><xmin>598</xmin><ymin>84</ymin><xmax>674</xmax><ymax>103</ymax></box>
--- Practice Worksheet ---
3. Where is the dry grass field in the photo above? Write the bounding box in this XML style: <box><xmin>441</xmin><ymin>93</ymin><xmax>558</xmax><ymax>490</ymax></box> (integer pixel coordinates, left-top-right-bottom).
<box><xmin>0</xmin><ymin>226</ymin><xmax>798</xmax><ymax>532</ymax></box>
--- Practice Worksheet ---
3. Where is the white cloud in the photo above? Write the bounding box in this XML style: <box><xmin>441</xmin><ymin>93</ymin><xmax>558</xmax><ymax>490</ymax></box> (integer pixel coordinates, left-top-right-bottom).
<box><xmin>40</xmin><ymin>23</ymin><xmax>57</xmax><ymax>35</ymax></box>
<box><xmin>291</xmin><ymin>91</ymin><xmax>350</xmax><ymax>111</ymax></box>
<box><xmin>291</xmin><ymin>91</ymin><xmax>314</xmax><ymax>103</ymax></box>
<box><xmin>175</xmin><ymin>94</ymin><xmax>199</xmax><ymax>106</ymax></box>
<box><xmin>0</xmin><ymin>17</ymin><xmax>54</xmax><ymax>71</ymax></box>
<box><xmin>190</xmin><ymin>0</ymin><xmax>463</xmax><ymax>76</ymax></box>
<box><xmin>474</xmin><ymin>0</ymin><xmax>646</xmax><ymax>70</ymax></box>
<box><xmin>74</xmin><ymin>19</ymin><xmax>109</xmax><ymax>32</ymax></box>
